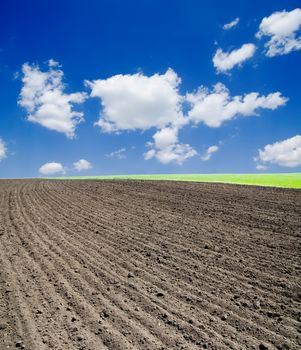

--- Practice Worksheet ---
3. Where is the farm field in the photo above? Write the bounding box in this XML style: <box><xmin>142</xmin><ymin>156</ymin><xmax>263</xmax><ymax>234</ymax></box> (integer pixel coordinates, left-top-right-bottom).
<box><xmin>0</xmin><ymin>179</ymin><xmax>300</xmax><ymax>349</ymax></box>
<box><xmin>51</xmin><ymin>173</ymin><xmax>301</xmax><ymax>189</ymax></box>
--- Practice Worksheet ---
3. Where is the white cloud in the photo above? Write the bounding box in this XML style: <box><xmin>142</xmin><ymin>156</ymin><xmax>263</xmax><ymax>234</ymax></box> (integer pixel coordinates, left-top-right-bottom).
<box><xmin>73</xmin><ymin>159</ymin><xmax>92</xmax><ymax>171</ymax></box>
<box><xmin>48</xmin><ymin>59</ymin><xmax>60</xmax><ymax>68</ymax></box>
<box><xmin>144</xmin><ymin>149</ymin><xmax>156</xmax><ymax>161</ymax></box>
<box><xmin>152</xmin><ymin>127</ymin><xmax>178</xmax><ymax>150</ymax></box>
<box><xmin>0</xmin><ymin>139</ymin><xmax>7</xmax><ymax>161</ymax></box>
<box><xmin>186</xmin><ymin>83</ymin><xmax>288</xmax><ymax>128</ymax></box>
<box><xmin>144</xmin><ymin>127</ymin><xmax>197</xmax><ymax>165</ymax></box>
<box><xmin>86</xmin><ymin>68</ymin><xmax>288</xmax><ymax>165</ymax></box>
<box><xmin>105</xmin><ymin>148</ymin><xmax>127</xmax><ymax>159</ymax></box>
<box><xmin>144</xmin><ymin>142</ymin><xmax>197</xmax><ymax>165</ymax></box>
<box><xmin>201</xmin><ymin>145</ymin><xmax>219</xmax><ymax>161</ymax></box>
<box><xmin>256</xmin><ymin>164</ymin><xmax>268</xmax><ymax>170</ymax></box>
<box><xmin>19</xmin><ymin>60</ymin><xmax>87</xmax><ymax>138</ymax></box>
<box><xmin>223</xmin><ymin>18</ymin><xmax>240</xmax><ymax>30</ymax></box>
<box><xmin>257</xmin><ymin>135</ymin><xmax>301</xmax><ymax>167</ymax></box>
<box><xmin>39</xmin><ymin>162</ymin><xmax>65</xmax><ymax>175</ymax></box>
<box><xmin>86</xmin><ymin>68</ymin><xmax>186</xmax><ymax>133</ymax></box>
<box><xmin>257</xmin><ymin>8</ymin><xmax>301</xmax><ymax>57</ymax></box>
<box><xmin>213</xmin><ymin>43</ymin><xmax>256</xmax><ymax>73</ymax></box>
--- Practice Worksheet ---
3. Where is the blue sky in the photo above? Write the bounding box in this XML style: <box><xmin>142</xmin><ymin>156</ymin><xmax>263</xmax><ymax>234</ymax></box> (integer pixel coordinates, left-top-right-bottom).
<box><xmin>0</xmin><ymin>0</ymin><xmax>300</xmax><ymax>177</ymax></box>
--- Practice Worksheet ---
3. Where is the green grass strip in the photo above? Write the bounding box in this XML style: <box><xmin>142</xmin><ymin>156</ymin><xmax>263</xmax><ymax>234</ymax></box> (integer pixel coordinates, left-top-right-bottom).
<box><xmin>48</xmin><ymin>173</ymin><xmax>301</xmax><ymax>189</ymax></box>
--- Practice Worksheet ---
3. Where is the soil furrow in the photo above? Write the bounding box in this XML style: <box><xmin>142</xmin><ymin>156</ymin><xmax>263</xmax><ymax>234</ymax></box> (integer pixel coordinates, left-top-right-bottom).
<box><xmin>28</xmin><ymin>182</ymin><xmax>300</xmax><ymax>348</ymax></box>
<box><xmin>0</xmin><ymin>179</ymin><xmax>300</xmax><ymax>350</ymax></box>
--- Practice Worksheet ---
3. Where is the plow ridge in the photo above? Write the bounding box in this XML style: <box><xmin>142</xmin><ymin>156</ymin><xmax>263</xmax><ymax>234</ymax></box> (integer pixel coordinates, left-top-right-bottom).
<box><xmin>0</xmin><ymin>179</ymin><xmax>300</xmax><ymax>349</ymax></box>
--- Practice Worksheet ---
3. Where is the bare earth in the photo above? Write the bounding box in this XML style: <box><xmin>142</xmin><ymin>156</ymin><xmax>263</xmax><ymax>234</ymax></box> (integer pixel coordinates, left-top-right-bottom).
<box><xmin>0</xmin><ymin>180</ymin><xmax>300</xmax><ymax>350</ymax></box>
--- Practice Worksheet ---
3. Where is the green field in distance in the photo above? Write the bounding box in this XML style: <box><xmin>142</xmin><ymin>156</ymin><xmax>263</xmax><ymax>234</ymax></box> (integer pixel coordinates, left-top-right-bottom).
<box><xmin>50</xmin><ymin>173</ymin><xmax>301</xmax><ymax>189</ymax></box>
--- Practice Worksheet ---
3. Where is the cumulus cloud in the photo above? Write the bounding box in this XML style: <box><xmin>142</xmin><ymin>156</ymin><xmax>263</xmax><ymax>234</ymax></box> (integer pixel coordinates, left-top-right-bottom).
<box><xmin>105</xmin><ymin>148</ymin><xmax>127</xmax><ymax>160</ymax></box>
<box><xmin>223</xmin><ymin>17</ymin><xmax>240</xmax><ymax>30</ymax></box>
<box><xmin>86</xmin><ymin>68</ymin><xmax>186</xmax><ymax>133</ymax></box>
<box><xmin>152</xmin><ymin>127</ymin><xmax>178</xmax><ymax>150</ymax></box>
<box><xmin>39</xmin><ymin>162</ymin><xmax>65</xmax><ymax>175</ymax></box>
<box><xmin>144</xmin><ymin>127</ymin><xmax>197</xmax><ymax>165</ymax></box>
<box><xmin>19</xmin><ymin>60</ymin><xmax>87</xmax><ymax>138</ymax></box>
<box><xmin>73</xmin><ymin>159</ymin><xmax>92</xmax><ymax>171</ymax></box>
<box><xmin>257</xmin><ymin>8</ymin><xmax>301</xmax><ymax>57</ymax></box>
<box><xmin>201</xmin><ymin>145</ymin><xmax>219</xmax><ymax>161</ymax></box>
<box><xmin>144</xmin><ymin>142</ymin><xmax>197</xmax><ymax>165</ymax></box>
<box><xmin>186</xmin><ymin>83</ymin><xmax>288</xmax><ymax>128</ymax></box>
<box><xmin>256</xmin><ymin>164</ymin><xmax>268</xmax><ymax>170</ymax></box>
<box><xmin>257</xmin><ymin>135</ymin><xmax>301</xmax><ymax>167</ymax></box>
<box><xmin>213</xmin><ymin>43</ymin><xmax>256</xmax><ymax>73</ymax></box>
<box><xmin>0</xmin><ymin>138</ymin><xmax>7</xmax><ymax>161</ymax></box>
<box><xmin>86</xmin><ymin>67</ymin><xmax>288</xmax><ymax>165</ymax></box>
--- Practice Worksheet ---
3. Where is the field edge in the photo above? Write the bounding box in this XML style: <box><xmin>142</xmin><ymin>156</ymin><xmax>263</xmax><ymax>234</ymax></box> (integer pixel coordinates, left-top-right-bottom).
<box><xmin>45</xmin><ymin>173</ymin><xmax>301</xmax><ymax>189</ymax></box>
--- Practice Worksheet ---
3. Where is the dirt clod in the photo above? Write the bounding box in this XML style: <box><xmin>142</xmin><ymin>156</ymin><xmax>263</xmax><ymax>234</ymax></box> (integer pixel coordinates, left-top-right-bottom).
<box><xmin>0</xmin><ymin>179</ymin><xmax>300</xmax><ymax>350</ymax></box>
<box><xmin>15</xmin><ymin>340</ymin><xmax>24</xmax><ymax>348</ymax></box>
<box><xmin>0</xmin><ymin>323</ymin><xmax>7</xmax><ymax>330</ymax></box>
<box><xmin>221</xmin><ymin>314</ymin><xmax>228</xmax><ymax>321</ymax></box>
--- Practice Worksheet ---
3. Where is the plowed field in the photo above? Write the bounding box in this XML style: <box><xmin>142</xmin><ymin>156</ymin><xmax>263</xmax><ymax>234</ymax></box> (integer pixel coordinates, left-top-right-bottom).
<box><xmin>0</xmin><ymin>180</ymin><xmax>300</xmax><ymax>350</ymax></box>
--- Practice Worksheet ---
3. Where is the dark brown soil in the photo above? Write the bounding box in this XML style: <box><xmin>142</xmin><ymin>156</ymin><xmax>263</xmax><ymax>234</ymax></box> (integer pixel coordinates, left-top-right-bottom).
<box><xmin>0</xmin><ymin>179</ymin><xmax>300</xmax><ymax>350</ymax></box>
